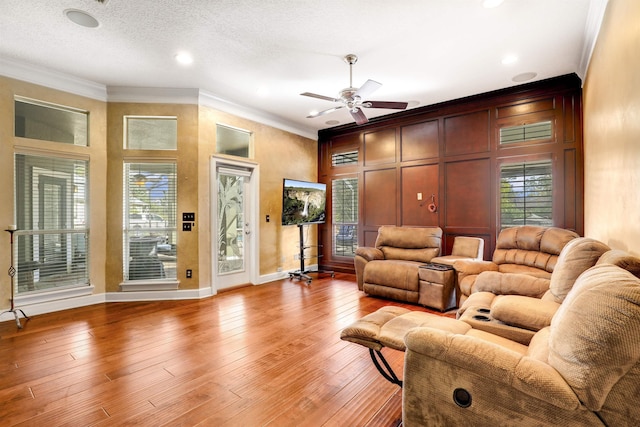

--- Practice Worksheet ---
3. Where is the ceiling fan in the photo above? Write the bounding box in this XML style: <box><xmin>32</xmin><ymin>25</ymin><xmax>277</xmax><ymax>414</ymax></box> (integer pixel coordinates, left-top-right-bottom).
<box><xmin>301</xmin><ymin>54</ymin><xmax>409</xmax><ymax>125</ymax></box>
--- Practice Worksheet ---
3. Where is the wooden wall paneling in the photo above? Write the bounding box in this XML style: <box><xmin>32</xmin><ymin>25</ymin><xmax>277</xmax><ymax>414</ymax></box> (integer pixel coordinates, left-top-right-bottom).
<box><xmin>444</xmin><ymin>158</ymin><xmax>492</xmax><ymax>229</ymax></box>
<box><xmin>363</xmin><ymin>128</ymin><xmax>396</xmax><ymax>166</ymax></box>
<box><xmin>401</xmin><ymin>164</ymin><xmax>439</xmax><ymax>226</ymax></box>
<box><xmin>400</xmin><ymin>120</ymin><xmax>439</xmax><ymax>162</ymax></box>
<box><xmin>562</xmin><ymin>93</ymin><xmax>577</xmax><ymax>144</ymax></box>
<box><xmin>443</xmin><ymin>110</ymin><xmax>491</xmax><ymax>156</ymax></box>
<box><xmin>363</xmin><ymin>229</ymin><xmax>379</xmax><ymax>247</ymax></box>
<box><xmin>496</xmin><ymin>97</ymin><xmax>555</xmax><ymax>118</ymax></box>
<box><xmin>363</xmin><ymin>168</ymin><xmax>397</xmax><ymax>226</ymax></box>
<box><xmin>564</xmin><ymin>149</ymin><xmax>577</xmax><ymax>232</ymax></box>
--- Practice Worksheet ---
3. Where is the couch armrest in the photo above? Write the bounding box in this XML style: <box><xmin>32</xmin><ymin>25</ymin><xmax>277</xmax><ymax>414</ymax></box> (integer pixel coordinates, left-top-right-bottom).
<box><xmin>404</xmin><ymin>327</ymin><xmax>581</xmax><ymax>411</ymax></box>
<box><xmin>354</xmin><ymin>246</ymin><xmax>384</xmax><ymax>262</ymax></box>
<box><xmin>491</xmin><ymin>295</ymin><xmax>560</xmax><ymax>331</ymax></box>
<box><xmin>353</xmin><ymin>247</ymin><xmax>384</xmax><ymax>290</ymax></box>
<box><xmin>474</xmin><ymin>271</ymin><xmax>550</xmax><ymax>298</ymax></box>
<box><xmin>453</xmin><ymin>259</ymin><xmax>498</xmax><ymax>276</ymax></box>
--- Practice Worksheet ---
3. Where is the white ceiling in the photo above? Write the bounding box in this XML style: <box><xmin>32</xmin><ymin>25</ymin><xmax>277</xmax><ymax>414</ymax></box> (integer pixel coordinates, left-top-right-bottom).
<box><xmin>0</xmin><ymin>0</ymin><xmax>607</xmax><ymax>139</ymax></box>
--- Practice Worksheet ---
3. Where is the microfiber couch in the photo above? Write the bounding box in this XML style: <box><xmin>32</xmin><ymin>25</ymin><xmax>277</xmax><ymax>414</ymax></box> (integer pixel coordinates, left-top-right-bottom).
<box><xmin>354</xmin><ymin>226</ymin><xmax>442</xmax><ymax>304</ymax></box>
<box><xmin>454</xmin><ymin>226</ymin><xmax>579</xmax><ymax>306</ymax></box>
<box><xmin>402</xmin><ymin>260</ymin><xmax>640</xmax><ymax>426</ymax></box>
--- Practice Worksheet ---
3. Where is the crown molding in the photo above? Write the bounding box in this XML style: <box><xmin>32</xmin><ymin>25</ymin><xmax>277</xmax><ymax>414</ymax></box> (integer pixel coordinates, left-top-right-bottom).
<box><xmin>107</xmin><ymin>86</ymin><xmax>200</xmax><ymax>104</ymax></box>
<box><xmin>578</xmin><ymin>0</ymin><xmax>609</xmax><ymax>79</ymax></box>
<box><xmin>198</xmin><ymin>90</ymin><xmax>317</xmax><ymax>140</ymax></box>
<box><xmin>0</xmin><ymin>56</ymin><xmax>107</xmax><ymax>100</ymax></box>
<box><xmin>1</xmin><ymin>57</ymin><xmax>317</xmax><ymax>140</ymax></box>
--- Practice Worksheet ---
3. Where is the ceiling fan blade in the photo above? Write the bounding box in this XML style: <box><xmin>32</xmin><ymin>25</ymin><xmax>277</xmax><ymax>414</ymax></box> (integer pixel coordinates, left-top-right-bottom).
<box><xmin>350</xmin><ymin>108</ymin><xmax>369</xmax><ymax>125</ymax></box>
<box><xmin>306</xmin><ymin>105</ymin><xmax>344</xmax><ymax>119</ymax></box>
<box><xmin>364</xmin><ymin>101</ymin><xmax>409</xmax><ymax>110</ymax></box>
<box><xmin>300</xmin><ymin>92</ymin><xmax>339</xmax><ymax>102</ymax></box>
<box><xmin>355</xmin><ymin>79</ymin><xmax>382</xmax><ymax>99</ymax></box>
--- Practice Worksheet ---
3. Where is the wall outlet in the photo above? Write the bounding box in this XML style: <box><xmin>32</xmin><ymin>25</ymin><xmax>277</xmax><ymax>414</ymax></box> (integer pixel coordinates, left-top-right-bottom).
<box><xmin>186</xmin><ymin>269</ymin><xmax>192</xmax><ymax>278</ymax></box>
<box><xmin>276</xmin><ymin>267</ymin><xmax>282</xmax><ymax>272</ymax></box>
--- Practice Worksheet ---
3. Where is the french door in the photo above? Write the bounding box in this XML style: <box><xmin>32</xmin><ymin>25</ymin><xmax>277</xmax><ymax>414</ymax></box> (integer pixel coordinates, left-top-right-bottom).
<box><xmin>212</xmin><ymin>157</ymin><xmax>259</xmax><ymax>291</ymax></box>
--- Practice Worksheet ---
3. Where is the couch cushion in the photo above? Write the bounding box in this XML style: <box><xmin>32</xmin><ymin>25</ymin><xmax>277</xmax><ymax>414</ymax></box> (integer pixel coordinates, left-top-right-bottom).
<box><xmin>545</xmin><ymin>237</ymin><xmax>610</xmax><ymax>303</ymax></box>
<box><xmin>493</xmin><ymin>226</ymin><xmax>579</xmax><ymax>274</ymax></box>
<box><xmin>375</xmin><ymin>226</ymin><xmax>442</xmax><ymax>263</ymax></box>
<box><xmin>548</xmin><ymin>264</ymin><xmax>640</xmax><ymax>411</ymax></box>
<box><xmin>596</xmin><ymin>249</ymin><xmax>640</xmax><ymax>277</ymax></box>
<box><xmin>363</xmin><ymin>260</ymin><xmax>422</xmax><ymax>292</ymax></box>
<box><xmin>475</xmin><ymin>271</ymin><xmax>550</xmax><ymax>297</ymax></box>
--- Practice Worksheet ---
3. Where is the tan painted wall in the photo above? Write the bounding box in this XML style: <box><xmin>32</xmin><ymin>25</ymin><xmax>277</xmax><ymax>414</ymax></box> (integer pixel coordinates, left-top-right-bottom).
<box><xmin>583</xmin><ymin>0</ymin><xmax>640</xmax><ymax>254</ymax></box>
<box><xmin>106</xmin><ymin>102</ymin><xmax>200</xmax><ymax>291</ymax></box>
<box><xmin>0</xmin><ymin>77</ymin><xmax>108</xmax><ymax>307</ymax></box>
<box><xmin>197</xmin><ymin>106</ymin><xmax>317</xmax><ymax>287</ymax></box>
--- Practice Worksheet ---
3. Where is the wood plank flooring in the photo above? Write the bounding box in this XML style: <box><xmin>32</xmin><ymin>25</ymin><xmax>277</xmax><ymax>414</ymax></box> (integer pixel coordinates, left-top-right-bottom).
<box><xmin>0</xmin><ymin>273</ymin><xmax>453</xmax><ymax>426</ymax></box>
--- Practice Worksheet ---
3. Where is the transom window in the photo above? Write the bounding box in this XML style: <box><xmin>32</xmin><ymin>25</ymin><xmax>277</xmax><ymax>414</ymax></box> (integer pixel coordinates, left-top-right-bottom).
<box><xmin>216</xmin><ymin>124</ymin><xmax>252</xmax><ymax>158</ymax></box>
<box><xmin>14</xmin><ymin>97</ymin><xmax>89</xmax><ymax>146</ymax></box>
<box><xmin>125</xmin><ymin>116</ymin><xmax>177</xmax><ymax>150</ymax></box>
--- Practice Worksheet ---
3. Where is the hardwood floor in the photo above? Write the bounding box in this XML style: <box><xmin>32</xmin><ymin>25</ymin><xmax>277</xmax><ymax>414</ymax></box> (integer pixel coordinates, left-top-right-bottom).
<box><xmin>0</xmin><ymin>273</ymin><xmax>452</xmax><ymax>426</ymax></box>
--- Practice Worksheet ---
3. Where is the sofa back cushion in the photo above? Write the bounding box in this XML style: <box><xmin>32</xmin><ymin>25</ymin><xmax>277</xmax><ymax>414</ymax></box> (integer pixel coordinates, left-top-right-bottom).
<box><xmin>596</xmin><ymin>249</ymin><xmax>640</xmax><ymax>277</ymax></box>
<box><xmin>492</xmin><ymin>226</ymin><xmax>579</xmax><ymax>274</ymax></box>
<box><xmin>375</xmin><ymin>226</ymin><xmax>442</xmax><ymax>263</ymax></box>
<box><xmin>544</xmin><ymin>237</ymin><xmax>610</xmax><ymax>303</ymax></box>
<box><xmin>548</xmin><ymin>264</ymin><xmax>640</xmax><ymax>411</ymax></box>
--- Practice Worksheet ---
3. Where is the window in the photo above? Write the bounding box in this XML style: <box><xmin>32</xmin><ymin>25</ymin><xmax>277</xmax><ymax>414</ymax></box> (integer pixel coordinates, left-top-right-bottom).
<box><xmin>123</xmin><ymin>163</ymin><xmax>177</xmax><ymax>281</ymax></box>
<box><xmin>332</xmin><ymin>177</ymin><xmax>358</xmax><ymax>257</ymax></box>
<box><xmin>14</xmin><ymin>154</ymin><xmax>89</xmax><ymax>294</ymax></box>
<box><xmin>125</xmin><ymin>116</ymin><xmax>177</xmax><ymax>150</ymax></box>
<box><xmin>216</xmin><ymin>124</ymin><xmax>252</xmax><ymax>158</ymax></box>
<box><xmin>332</xmin><ymin>150</ymin><xmax>358</xmax><ymax>166</ymax></box>
<box><xmin>499</xmin><ymin>121</ymin><xmax>553</xmax><ymax>145</ymax></box>
<box><xmin>500</xmin><ymin>160</ymin><xmax>553</xmax><ymax>229</ymax></box>
<box><xmin>14</xmin><ymin>97</ymin><xmax>88</xmax><ymax>146</ymax></box>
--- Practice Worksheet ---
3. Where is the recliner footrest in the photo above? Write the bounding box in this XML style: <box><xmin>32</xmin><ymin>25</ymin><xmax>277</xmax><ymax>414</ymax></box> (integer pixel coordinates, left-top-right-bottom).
<box><xmin>340</xmin><ymin>306</ymin><xmax>470</xmax><ymax>352</ymax></box>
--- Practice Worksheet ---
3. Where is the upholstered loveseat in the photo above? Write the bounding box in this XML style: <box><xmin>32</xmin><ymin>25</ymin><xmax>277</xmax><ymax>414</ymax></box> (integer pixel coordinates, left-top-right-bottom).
<box><xmin>454</xmin><ymin>226</ymin><xmax>579</xmax><ymax>305</ymax></box>
<box><xmin>354</xmin><ymin>226</ymin><xmax>442</xmax><ymax>304</ymax></box>
<box><xmin>402</xmin><ymin>262</ymin><xmax>640</xmax><ymax>426</ymax></box>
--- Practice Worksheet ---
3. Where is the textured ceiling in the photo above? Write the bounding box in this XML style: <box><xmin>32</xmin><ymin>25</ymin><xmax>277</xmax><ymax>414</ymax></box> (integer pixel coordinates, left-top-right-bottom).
<box><xmin>0</xmin><ymin>0</ymin><xmax>607</xmax><ymax>138</ymax></box>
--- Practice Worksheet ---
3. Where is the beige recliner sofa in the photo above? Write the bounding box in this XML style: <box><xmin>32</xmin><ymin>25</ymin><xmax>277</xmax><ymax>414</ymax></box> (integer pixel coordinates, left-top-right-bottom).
<box><xmin>354</xmin><ymin>226</ymin><xmax>442</xmax><ymax>304</ymax></box>
<box><xmin>402</xmin><ymin>262</ymin><xmax>640</xmax><ymax>426</ymax></box>
<box><xmin>457</xmin><ymin>236</ymin><xmax>611</xmax><ymax>344</ymax></box>
<box><xmin>454</xmin><ymin>226</ymin><xmax>579</xmax><ymax>305</ymax></box>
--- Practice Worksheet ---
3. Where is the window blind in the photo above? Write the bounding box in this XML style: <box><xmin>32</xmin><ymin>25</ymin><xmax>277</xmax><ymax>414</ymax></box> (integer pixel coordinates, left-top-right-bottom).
<box><xmin>123</xmin><ymin>162</ymin><xmax>177</xmax><ymax>281</ymax></box>
<box><xmin>332</xmin><ymin>150</ymin><xmax>358</xmax><ymax>166</ymax></box>
<box><xmin>500</xmin><ymin>121</ymin><xmax>553</xmax><ymax>145</ymax></box>
<box><xmin>332</xmin><ymin>177</ymin><xmax>358</xmax><ymax>257</ymax></box>
<box><xmin>14</xmin><ymin>154</ymin><xmax>89</xmax><ymax>294</ymax></box>
<box><xmin>500</xmin><ymin>160</ymin><xmax>553</xmax><ymax>229</ymax></box>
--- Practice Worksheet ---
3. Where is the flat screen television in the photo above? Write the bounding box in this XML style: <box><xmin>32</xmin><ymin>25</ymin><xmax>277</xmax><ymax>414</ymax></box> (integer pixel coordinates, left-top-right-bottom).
<box><xmin>282</xmin><ymin>178</ymin><xmax>327</xmax><ymax>225</ymax></box>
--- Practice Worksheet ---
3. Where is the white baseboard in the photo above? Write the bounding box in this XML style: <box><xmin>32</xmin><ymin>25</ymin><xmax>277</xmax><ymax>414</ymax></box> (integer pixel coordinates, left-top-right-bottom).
<box><xmin>0</xmin><ymin>270</ymin><xmax>315</xmax><ymax>321</ymax></box>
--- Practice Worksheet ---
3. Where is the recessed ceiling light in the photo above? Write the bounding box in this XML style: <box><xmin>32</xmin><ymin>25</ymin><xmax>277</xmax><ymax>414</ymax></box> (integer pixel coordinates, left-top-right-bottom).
<box><xmin>175</xmin><ymin>52</ymin><xmax>193</xmax><ymax>65</ymax></box>
<box><xmin>325</xmin><ymin>120</ymin><xmax>340</xmax><ymax>126</ymax></box>
<box><xmin>501</xmin><ymin>55</ymin><xmax>518</xmax><ymax>65</ymax></box>
<box><xmin>482</xmin><ymin>0</ymin><xmax>505</xmax><ymax>8</ymax></box>
<box><xmin>65</xmin><ymin>9</ymin><xmax>99</xmax><ymax>28</ymax></box>
<box><xmin>407</xmin><ymin>100</ymin><xmax>420</xmax><ymax>108</ymax></box>
<box><xmin>512</xmin><ymin>72</ymin><xmax>538</xmax><ymax>82</ymax></box>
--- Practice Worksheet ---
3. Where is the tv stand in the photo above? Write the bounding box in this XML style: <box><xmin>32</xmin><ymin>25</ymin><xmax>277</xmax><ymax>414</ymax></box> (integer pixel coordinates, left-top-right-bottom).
<box><xmin>288</xmin><ymin>224</ymin><xmax>334</xmax><ymax>285</ymax></box>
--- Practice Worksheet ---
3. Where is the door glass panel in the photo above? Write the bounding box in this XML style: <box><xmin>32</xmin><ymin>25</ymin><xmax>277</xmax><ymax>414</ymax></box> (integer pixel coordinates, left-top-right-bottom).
<box><xmin>217</xmin><ymin>172</ymin><xmax>245</xmax><ymax>274</ymax></box>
